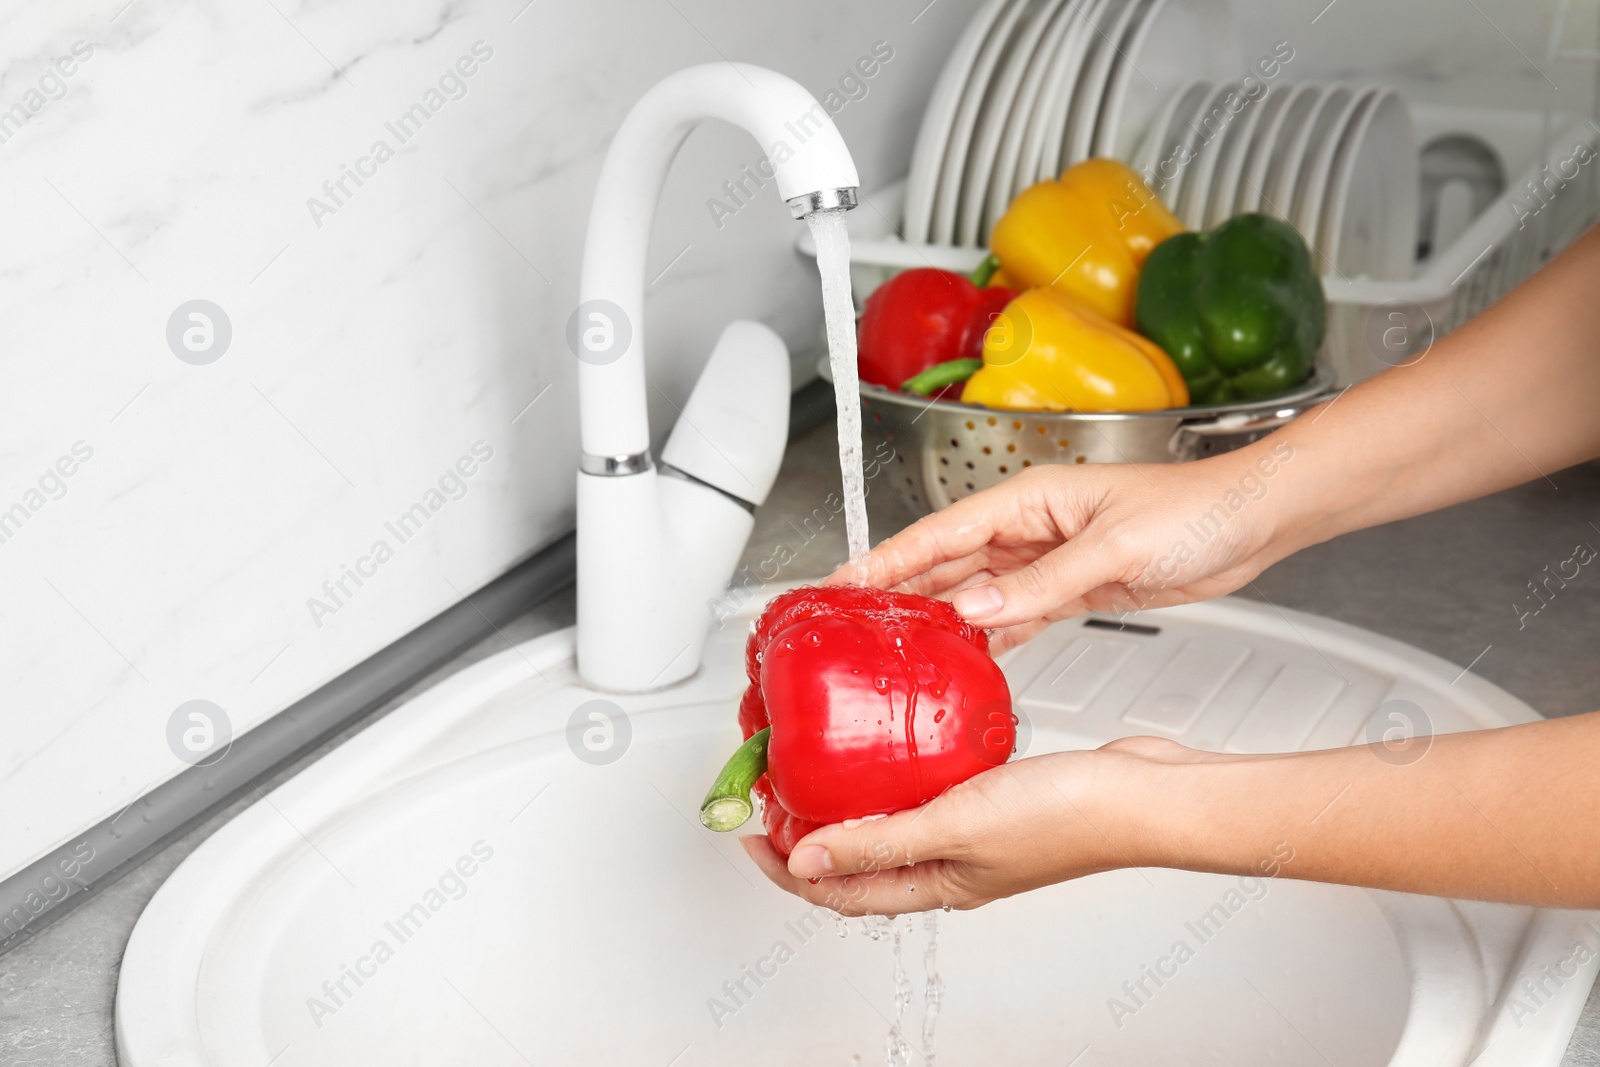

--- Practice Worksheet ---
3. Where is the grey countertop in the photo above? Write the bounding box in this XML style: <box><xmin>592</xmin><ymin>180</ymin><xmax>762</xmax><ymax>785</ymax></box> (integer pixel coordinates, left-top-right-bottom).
<box><xmin>4</xmin><ymin>420</ymin><xmax>1598</xmax><ymax>1066</ymax></box>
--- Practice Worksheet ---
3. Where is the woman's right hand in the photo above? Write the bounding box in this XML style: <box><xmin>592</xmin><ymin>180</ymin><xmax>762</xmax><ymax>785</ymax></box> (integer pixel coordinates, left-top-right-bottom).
<box><xmin>830</xmin><ymin>440</ymin><xmax>1303</xmax><ymax>652</ymax></box>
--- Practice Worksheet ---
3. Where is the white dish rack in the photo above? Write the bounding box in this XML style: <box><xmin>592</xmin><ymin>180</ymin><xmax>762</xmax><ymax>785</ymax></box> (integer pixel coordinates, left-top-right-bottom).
<box><xmin>799</xmin><ymin>104</ymin><xmax>1600</xmax><ymax>386</ymax></box>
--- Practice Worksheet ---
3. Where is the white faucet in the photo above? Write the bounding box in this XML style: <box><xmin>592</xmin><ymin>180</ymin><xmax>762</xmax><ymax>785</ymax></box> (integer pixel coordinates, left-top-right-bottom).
<box><xmin>574</xmin><ymin>63</ymin><xmax>859</xmax><ymax>692</ymax></box>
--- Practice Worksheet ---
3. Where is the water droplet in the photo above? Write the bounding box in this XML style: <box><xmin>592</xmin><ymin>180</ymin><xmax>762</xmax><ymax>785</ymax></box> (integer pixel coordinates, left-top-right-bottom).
<box><xmin>942</xmin><ymin>904</ymin><xmax>952</xmax><ymax>913</ymax></box>
<box><xmin>872</xmin><ymin>674</ymin><xmax>890</xmax><ymax>693</ymax></box>
<box><xmin>804</xmin><ymin>629</ymin><xmax>822</xmax><ymax>647</ymax></box>
<box><xmin>933</xmin><ymin>708</ymin><xmax>946</xmax><ymax>723</ymax></box>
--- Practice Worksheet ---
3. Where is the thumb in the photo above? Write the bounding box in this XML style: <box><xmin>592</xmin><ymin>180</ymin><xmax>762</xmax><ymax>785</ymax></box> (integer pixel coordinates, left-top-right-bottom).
<box><xmin>787</xmin><ymin>800</ymin><xmax>955</xmax><ymax>880</ymax></box>
<box><xmin>950</xmin><ymin>537</ymin><xmax>1125</xmax><ymax>629</ymax></box>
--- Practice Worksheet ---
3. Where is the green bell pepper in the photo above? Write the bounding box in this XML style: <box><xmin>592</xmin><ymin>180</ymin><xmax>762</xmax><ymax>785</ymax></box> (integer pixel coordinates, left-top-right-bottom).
<box><xmin>1135</xmin><ymin>213</ymin><xmax>1325</xmax><ymax>405</ymax></box>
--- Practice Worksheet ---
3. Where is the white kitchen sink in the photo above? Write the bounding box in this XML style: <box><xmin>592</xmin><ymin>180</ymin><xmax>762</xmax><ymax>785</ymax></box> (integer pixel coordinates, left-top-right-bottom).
<box><xmin>115</xmin><ymin>593</ymin><xmax>1598</xmax><ymax>1066</ymax></box>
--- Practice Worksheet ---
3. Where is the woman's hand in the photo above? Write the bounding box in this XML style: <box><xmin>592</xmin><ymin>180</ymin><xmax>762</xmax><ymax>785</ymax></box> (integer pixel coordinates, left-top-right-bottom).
<box><xmin>830</xmin><ymin>443</ymin><xmax>1302</xmax><ymax>652</ymax></box>
<box><xmin>742</xmin><ymin>738</ymin><xmax>1211</xmax><ymax>915</ymax></box>
<box><xmin>745</xmin><ymin>715</ymin><xmax>1600</xmax><ymax>914</ymax></box>
<box><xmin>829</xmin><ymin>223</ymin><xmax>1600</xmax><ymax>655</ymax></box>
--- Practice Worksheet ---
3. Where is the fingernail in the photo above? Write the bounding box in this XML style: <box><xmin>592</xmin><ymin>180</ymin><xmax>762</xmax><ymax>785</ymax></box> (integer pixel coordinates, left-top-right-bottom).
<box><xmin>953</xmin><ymin>585</ymin><xmax>1003</xmax><ymax>621</ymax></box>
<box><xmin>788</xmin><ymin>845</ymin><xmax>834</xmax><ymax>878</ymax></box>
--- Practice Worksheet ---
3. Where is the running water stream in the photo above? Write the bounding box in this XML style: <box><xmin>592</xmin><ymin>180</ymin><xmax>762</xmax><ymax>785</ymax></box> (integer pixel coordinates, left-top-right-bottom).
<box><xmin>805</xmin><ymin>208</ymin><xmax>871</xmax><ymax>563</ymax></box>
<box><xmin>807</xmin><ymin>206</ymin><xmax>942</xmax><ymax>1066</ymax></box>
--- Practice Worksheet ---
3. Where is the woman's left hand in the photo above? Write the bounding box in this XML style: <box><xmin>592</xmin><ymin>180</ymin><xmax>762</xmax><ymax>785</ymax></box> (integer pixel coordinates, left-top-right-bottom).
<box><xmin>740</xmin><ymin>739</ymin><xmax>1202</xmax><ymax>915</ymax></box>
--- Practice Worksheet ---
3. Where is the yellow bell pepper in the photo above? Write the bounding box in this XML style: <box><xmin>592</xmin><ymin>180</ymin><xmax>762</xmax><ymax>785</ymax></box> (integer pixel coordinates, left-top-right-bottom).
<box><xmin>961</xmin><ymin>287</ymin><xmax>1189</xmax><ymax>412</ymax></box>
<box><xmin>1056</xmin><ymin>157</ymin><xmax>1184</xmax><ymax>266</ymax></box>
<box><xmin>989</xmin><ymin>158</ymin><xmax>1183</xmax><ymax>326</ymax></box>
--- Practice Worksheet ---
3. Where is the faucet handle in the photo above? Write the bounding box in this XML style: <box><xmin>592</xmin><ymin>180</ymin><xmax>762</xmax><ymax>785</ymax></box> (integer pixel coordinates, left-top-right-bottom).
<box><xmin>660</xmin><ymin>320</ymin><xmax>790</xmax><ymax>507</ymax></box>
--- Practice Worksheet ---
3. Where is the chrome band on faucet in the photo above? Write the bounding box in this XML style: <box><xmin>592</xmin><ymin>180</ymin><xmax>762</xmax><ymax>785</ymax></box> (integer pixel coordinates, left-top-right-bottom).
<box><xmin>787</xmin><ymin>186</ymin><xmax>859</xmax><ymax>219</ymax></box>
<box><xmin>579</xmin><ymin>450</ymin><xmax>653</xmax><ymax>477</ymax></box>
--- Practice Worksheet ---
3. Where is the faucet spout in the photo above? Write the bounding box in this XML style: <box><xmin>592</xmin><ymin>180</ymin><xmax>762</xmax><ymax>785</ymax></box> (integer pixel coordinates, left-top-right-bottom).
<box><xmin>576</xmin><ymin>62</ymin><xmax>859</xmax><ymax>461</ymax></box>
<box><xmin>573</xmin><ymin>63</ymin><xmax>859</xmax><ymax>692</ymax></box>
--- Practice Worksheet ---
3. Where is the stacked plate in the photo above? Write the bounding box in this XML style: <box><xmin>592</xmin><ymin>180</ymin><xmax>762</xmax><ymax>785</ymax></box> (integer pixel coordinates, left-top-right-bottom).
<box><xmin>1133</xmin><ymin>80</ymin><xmax>1417</xmax><ymax>278</ymax></box>
<box><xmin>902</xmin><ymin>0</ymin><xmax>1241</xmax><ymax>248</ymax></box>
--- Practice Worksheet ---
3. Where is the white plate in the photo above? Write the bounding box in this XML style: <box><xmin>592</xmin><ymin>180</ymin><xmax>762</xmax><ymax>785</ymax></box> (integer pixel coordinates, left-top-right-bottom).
<box><xmin>1236</xmin><ymin>81</ymin><xmax>1318</xmax><ymax>214</ymax></box>
<box><xmin>1320</xmin><ymin>87</ymin><xmax>1417</xmax><ymax>279</ymax></box>
<box><xmin>1091</xmin><ymin>0</ymin><xmax>1161</xmax><ymax>159</ymax></box>
<box><xmin>1292</xmin><ymin>84</ymin><xmax>1376</xmax><ymax>262</ymax></box>
<box><xmin>960</xmin><ymin>0</ymin><xmax>1074</xmax><ymax>246</ymax></box>
<box><xmin>1094</xmin><ymin>0</ymin><xmax>1241</xmax><ymax>160</ymax></box>
<box><xmin>1035</xmin><ymin>0</ymin><xmax>1116</xmax><ymax>181</ymax></box>
<box><xmin>983</xmin><ymin>0</ymin><xmax>1084</xmax><ymax>238</ymax></box>
<box><xmin>1176</xmin><ymin>81</ymin><xmax>1248</xmax><ymax>228</ymax></box>
<box><xmin>1014</xmin><ymin>0</ymin><xmax>1094</xmax><ymax>187</ymax></box>
<box><xmin>1228</xmin><ymin>82</ymin><xmax>1292</xmax><ymax>217</ymax></box>
<box><xmin>931</xmin><ymin>0</ymin><xmax>1038</xmax><ymax>245</ymax></box>
<box><xmin>902</xmin><ymin>0</ymin><xmax>1015</xmax><ymax>243</ymax></box>
<box><xmin>1132</xmin><ymin>77</ymin><xmax>1208</xmax><ymax>182</ymax></box>
<box><xmin>1263</xmin><ymin>83</ymin><xmax>1343</xmax><ymax>222</ymax></box>
<box><xmin>1063</xmin><ymin>0</ymin><xmax>1145</xmax><ymax>167</ymax></box>
<box><xmin>1204</xmin><ymin>82</ymin><xmax>1273</xmax><ymax>227</ymax></box>
<box><xmin>1162</xmin><ymin>81</ymin><xmax>1235</xmax><ymax>218</ymax></box>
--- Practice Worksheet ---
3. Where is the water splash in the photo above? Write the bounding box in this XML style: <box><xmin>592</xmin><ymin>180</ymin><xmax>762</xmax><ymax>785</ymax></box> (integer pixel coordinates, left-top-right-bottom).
<box><xmin>806</xmin><ymin>208</ymin><xmax>870</xmax><ymax>563</ymax></box>
<box><xmin>922</xmin><ymin>912</ymin><xmax>944</xmax><ymax>1066</ymax></box>
<box><xmin>887</xmin><ymin>923</ymin><xmax>914</xmax><ymax>1067</ymax></box>
<box><xmin>809</xmin><ymin>206</ymin><xmax>939</xmax><ymax>1067</ymax></box>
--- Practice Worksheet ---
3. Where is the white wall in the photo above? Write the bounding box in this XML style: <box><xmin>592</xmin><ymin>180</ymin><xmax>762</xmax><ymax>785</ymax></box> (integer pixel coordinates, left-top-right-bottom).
<box><xmin>0</xmin><ymin>0</ymin><xmax>983</xmax><ymax>880</ymax></box>
<box><xmin>1230</xmin><ymin>0</ymin><xmax>1594</xmax><ymax>117</ymax></box>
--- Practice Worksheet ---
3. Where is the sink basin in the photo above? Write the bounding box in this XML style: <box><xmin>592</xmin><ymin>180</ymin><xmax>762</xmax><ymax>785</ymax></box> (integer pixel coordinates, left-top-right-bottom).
<box><xmin>115</xmin><ymin>593</ymin><xmax>1598</xmax><ymax>1066</ymax></box>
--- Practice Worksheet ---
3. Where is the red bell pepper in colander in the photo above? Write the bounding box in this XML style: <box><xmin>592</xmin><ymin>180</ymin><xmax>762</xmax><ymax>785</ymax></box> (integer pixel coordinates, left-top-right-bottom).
<box><xmin>856</xmin><ymin>256</ymin><xmax>1016</xmax><ymax>399</ymax></box>
<box><xmin>700</xmin><ymin>585</ymin><xmax>1016</xmax><ymax>857</ymax></box>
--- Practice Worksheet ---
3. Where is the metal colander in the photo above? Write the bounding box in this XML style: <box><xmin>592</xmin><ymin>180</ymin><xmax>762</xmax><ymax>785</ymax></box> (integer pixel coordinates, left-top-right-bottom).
<box><xmin>855</xmin><ymin>363</ymin><xmax>1337</xmax><ymax>515</ymax></box>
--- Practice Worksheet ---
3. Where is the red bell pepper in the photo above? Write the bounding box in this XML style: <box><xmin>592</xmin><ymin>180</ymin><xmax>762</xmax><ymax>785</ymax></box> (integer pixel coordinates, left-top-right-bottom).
<box><xmin>857</xmin><ymin>256</ymin><xmax>1016</xmax><ymax>397</ymax></box>
<box><xmin>700</xmin><ymin>585</ymin><xmax>1016</xmax><ymax>857</ymax></box>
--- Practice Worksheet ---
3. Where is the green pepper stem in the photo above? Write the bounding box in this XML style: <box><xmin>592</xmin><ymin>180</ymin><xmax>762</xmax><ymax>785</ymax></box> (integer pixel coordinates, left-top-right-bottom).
<box><xmin>902</xmin><ymin>358</ymin><xmax>983</xmax><ymax>397</ymax></box>
<box><xmin>969</xmin><ymin>253</ymin><xmax>1002</xmax><ymax>288</ymax></box>
<box><xmin>699</xmin><ymin>727</ymin><xmax>770</xmax><ymax>832</ymax></box>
